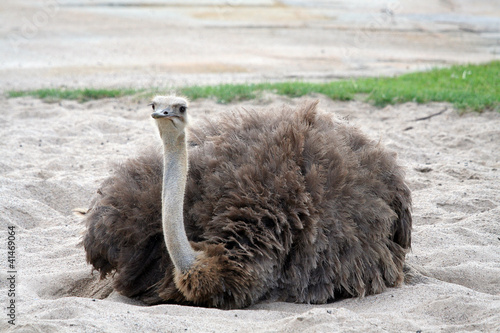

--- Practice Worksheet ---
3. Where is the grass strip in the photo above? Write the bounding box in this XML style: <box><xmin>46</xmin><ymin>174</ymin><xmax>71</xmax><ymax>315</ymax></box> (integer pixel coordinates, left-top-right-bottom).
<box><xmin>7</xmin><ymin>87</ymin><xmax>143</xmax><ymax>102</ymax></box>
<box><xmin>7</xmin><ymin>61</ymin><xmax>499</xmax><ymax>111</ymax></box>
<box><xmin>180</xmin><ymin>61</ymin><xmax>499</xmax><ymax>111</ymax></box>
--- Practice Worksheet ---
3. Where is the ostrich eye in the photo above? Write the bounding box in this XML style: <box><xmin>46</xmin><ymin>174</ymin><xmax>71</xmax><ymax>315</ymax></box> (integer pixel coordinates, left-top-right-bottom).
<box><xmin>149</xmin><ymin>103</ymin><xmax>155</xmax><ymax>111</ymax></box>
<box><xmin>179</xmin><ymin>106</ymin><xmax>186</xmax><ymax>113</ymax></box>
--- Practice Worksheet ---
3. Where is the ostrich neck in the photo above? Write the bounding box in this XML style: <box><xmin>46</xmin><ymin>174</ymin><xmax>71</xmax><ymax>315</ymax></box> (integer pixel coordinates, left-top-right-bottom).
<box><xmin>161</xmin><ymin>133</ymin><xmax>197</xmax><ymax>273</ymax></box>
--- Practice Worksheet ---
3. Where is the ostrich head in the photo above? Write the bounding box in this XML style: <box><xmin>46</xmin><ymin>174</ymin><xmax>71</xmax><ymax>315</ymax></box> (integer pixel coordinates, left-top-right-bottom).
<box><xmin>150</xmin><ymin>96</ymin><xmax>189</xmax><ymax>140</ymax></box>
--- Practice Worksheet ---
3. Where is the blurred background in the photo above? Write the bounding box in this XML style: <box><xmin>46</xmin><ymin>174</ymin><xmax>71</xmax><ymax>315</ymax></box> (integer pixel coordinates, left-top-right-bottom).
<box><xmin>1</xmin><ymin>0</ymin><xmax>498</xmax><ymax>91</ymax></box>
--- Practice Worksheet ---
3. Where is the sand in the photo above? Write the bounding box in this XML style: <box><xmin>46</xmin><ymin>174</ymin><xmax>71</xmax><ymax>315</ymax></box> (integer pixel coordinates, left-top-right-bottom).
<box><xmin>1</xmin><ymin>0</ymin><xmax>499</xmax><ymax>91</ymax></box>
<box><xmin>0</xmin><ymin>94</ymin><xmax>499</xmax><ymax>332</ymax></box>
<box><xmin>1</xmin><ymin>0</ymin><xmax>500</xmax><ymax>331</ymax></box>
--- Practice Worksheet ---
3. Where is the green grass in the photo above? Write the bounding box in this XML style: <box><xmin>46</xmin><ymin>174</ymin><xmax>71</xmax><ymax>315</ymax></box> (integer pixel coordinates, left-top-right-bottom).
<box><xmin>7</xmin><ymin>87</ymin><xmax>143</xmax><ymax>102</ymax></box>
<box><xmin>7</xmin><ymin>61</ymin><xmax>499</xmax><ymax>111</ymax></box>
<box><xmin>180</xmin><ymin>61</ymin><xmax>499</xmax><ymax>111</ymax></box>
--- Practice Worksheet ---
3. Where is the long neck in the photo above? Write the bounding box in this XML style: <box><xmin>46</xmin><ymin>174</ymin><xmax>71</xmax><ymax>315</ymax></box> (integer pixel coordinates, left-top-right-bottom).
<box><xmin>161</xmin><ymin>133</ymin><xmax>197</xmax><ymax>273</ymax></box>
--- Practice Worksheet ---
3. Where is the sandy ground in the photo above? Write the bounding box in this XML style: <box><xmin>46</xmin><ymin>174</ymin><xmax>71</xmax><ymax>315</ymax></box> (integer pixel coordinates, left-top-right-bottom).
<box><xmin>1</xmin><ymin>0</ymin><xmax>500</xmax><ymax>332</ymax></box>
<box><xmin>1</xmin><ymin>0</ymin><xmax>499</xmax><ymax>91</ymax></box>
<box><xmin>0</xmin><ymin>94</ymin><xmax>499</xmax><ymax>332</ymax></box>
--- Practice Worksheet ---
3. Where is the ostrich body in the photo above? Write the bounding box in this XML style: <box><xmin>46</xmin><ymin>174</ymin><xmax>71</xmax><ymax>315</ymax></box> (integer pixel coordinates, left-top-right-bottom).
<box><xmin>83</xmin><ymin>96</ymin><xmax>412</xmax><ymax>309</ymax></box>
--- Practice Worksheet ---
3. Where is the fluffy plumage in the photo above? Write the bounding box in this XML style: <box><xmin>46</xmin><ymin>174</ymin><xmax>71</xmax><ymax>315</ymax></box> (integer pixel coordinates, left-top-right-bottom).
<box><xmin>83</xmin><ymin>100</ymin><xmax>412</xmax><ymax>309</ymax></box>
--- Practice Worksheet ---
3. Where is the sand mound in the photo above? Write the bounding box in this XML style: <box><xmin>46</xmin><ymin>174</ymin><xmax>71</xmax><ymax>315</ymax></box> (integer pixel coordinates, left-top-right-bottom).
<box><xmin>0</xmin><ymin>95</ymin><xmax>499</xmax><ymax>332</ymax></box>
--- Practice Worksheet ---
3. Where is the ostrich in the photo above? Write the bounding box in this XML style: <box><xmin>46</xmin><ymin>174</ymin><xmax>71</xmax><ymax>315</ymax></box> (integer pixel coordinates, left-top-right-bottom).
<box><xmin>83</xmin><ymin>95</ymin><xmax>412</xmax><ymax>309</ymax></box>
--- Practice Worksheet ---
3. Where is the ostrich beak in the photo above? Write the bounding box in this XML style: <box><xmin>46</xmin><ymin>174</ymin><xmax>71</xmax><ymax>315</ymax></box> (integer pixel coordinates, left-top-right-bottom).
<box><xmin>151</xmin><ymin>107</ymin><xmax>173</xmax><ymax>119</ymax></box>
